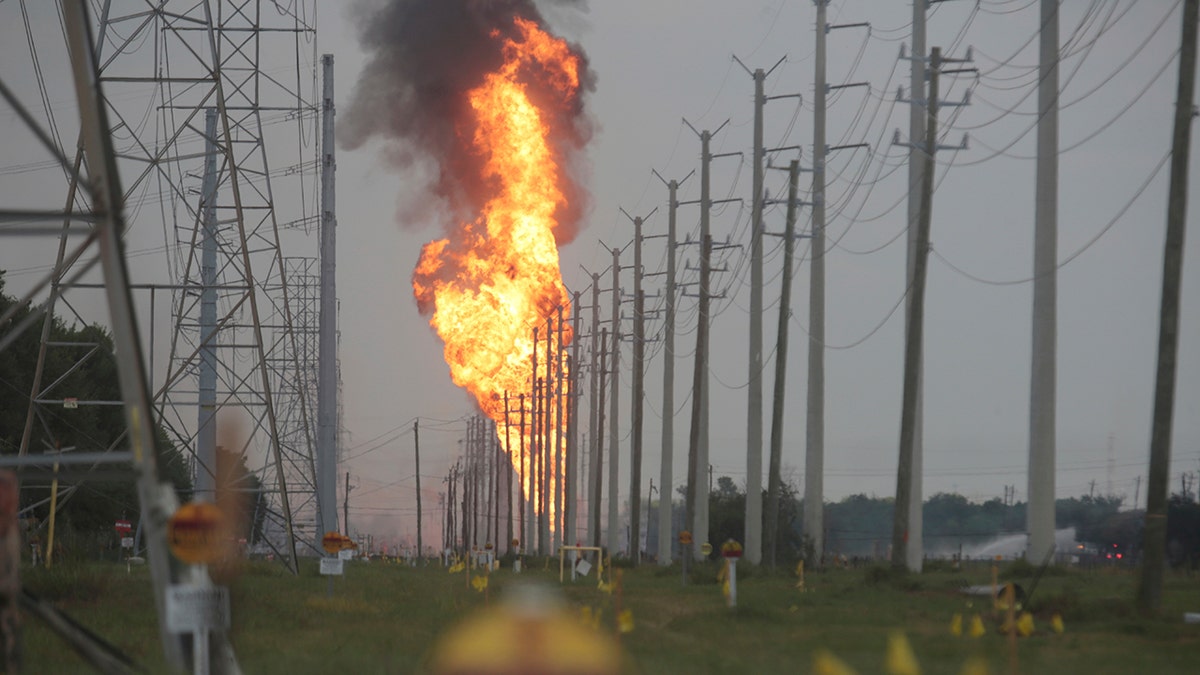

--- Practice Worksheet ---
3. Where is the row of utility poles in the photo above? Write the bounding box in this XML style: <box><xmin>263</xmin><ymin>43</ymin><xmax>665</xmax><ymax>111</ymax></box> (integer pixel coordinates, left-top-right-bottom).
<box><xmin>427</xmin><ymin>4</ymin><xmax>1193</xmax><ymax>614</ymax></box>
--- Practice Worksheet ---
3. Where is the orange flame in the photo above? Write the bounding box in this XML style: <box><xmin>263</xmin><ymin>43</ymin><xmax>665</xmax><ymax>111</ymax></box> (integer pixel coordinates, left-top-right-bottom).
<box><xmin>413</xmin><ymin>17</ymin><xmax>579</xmax><ymax>517</ymax></box>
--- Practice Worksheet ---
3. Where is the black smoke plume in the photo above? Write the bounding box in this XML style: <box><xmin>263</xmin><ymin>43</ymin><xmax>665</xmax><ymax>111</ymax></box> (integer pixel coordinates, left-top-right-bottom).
<box><xmin>341</xmin><ymin>0</ymin><xmax>595</xmax><ymax>242</ymax></box>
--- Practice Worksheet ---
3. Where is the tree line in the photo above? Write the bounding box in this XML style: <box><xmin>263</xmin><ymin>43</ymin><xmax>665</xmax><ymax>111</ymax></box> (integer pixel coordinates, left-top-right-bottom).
<box><xmin>636</xmin><ymin>474</ymin><xmax>1199</xmax><ymax>569</ymax></box>
<box><xmin>1</xmin><ymin>272</ymin><xmax>263</xmax><ymax>561</ymax></box>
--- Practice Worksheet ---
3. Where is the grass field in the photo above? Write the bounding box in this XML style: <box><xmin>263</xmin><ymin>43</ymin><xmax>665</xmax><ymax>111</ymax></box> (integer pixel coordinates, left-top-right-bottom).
<box><xmin>19</xmin><ymin>556</ymin><xmax>1200</xmax><ymax>673</ymax></box>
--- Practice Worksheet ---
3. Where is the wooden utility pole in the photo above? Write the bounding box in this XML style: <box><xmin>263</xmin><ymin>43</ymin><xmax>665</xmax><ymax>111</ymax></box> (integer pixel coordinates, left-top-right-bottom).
<box><xmin>414</xmin><ymin>419</ymin><xmax>422</xmax><ymax>560</ymax></box>
<box><xmin>766</xmin><ymin>160</ymin><xmax>800</xmax><ymax>569</ymax></box>
<box><xmin>628</xmin><ymin>213</ymin><xmax>649</xmax><ymax>565</ymax></box>
<box><xmin>631</xmin><ymin>288</ymin><xmax>646</xmax><ymax>564</ymax></box>
<box><xmin>893</xmin><ymin>47</ymin><xmax>940</xmax><ymax>570</ymax></box>
<box><xmin>1138</xmin><ymin>0</ymin><xmax>1197</xmax><ymax>613</ymax></box>
<box><xmin>902</xmin><ymin>0</ymin><xmax>929</xmax><ymax>574</ymax></box>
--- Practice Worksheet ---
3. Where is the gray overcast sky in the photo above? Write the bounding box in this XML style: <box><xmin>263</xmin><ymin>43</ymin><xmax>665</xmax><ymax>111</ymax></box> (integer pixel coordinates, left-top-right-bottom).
<box><xmin>1</xmin><ymin>1</ymin><xmax>1198</xmax><ymax>548</ymax></box>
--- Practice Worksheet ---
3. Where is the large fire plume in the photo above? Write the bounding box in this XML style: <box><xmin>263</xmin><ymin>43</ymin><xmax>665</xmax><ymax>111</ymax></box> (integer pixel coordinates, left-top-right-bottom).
<box><xmin>343</xmin><ymin>1</ymin><xmax>593</xmax><ymax>517</ymax></box>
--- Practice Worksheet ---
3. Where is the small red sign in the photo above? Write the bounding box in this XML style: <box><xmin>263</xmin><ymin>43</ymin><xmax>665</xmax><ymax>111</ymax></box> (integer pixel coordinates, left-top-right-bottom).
<box><xmin>115</xmin><ymin>520</ymin><xmax>133</xmax><ymax>535</ymax></box>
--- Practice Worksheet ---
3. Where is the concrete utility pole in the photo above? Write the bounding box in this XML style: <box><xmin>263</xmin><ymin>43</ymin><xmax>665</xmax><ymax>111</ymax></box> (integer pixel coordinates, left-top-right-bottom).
<box><xmin>1139</xmin><ymin>0</ymin><xmax>1196</xmax><ymax>613</ymax></box>
<box><xmin>555</xmin><ymin>306</ymin><xmax>566</xmax><ymax>551</ymax></box>
<box><xmin>766</xmin><ymin>160</ymin><xmax>800</xmax><ymax>569</ymax></box>
<box><xmin>588</xmin><ymin>274</ymin><xmax>602</xmax><ymax>545</ymax></box>
<box><xmin>1027</xmin><ymin>0</ymin><xmax>1060</xmax><ymax>567</ymax></box>
<box><xmin>593</xmin><ymin>327</ymin><xmax>608</xmax><ymax>549</ymax></box>
<box><xmin>473</xmin><ymin>417</ymin><xmax>482</xmax><ymax>548</ymax></box>
<box><xmin>803</xmin><ymin>2</ymin><xmax>870</xmax><ymax>569</ymax></box>
<box><xmin>732</xmin><ymin>55</ymin><xmax>786</xmax><ymax>565</ymax></box>
<box><xmin>415</xmin><ymin>419</ymin><xmax>422</xmax><ymax>560</ymax></box>
<box><xmin>893</xmin><ymin>47</ymin><xmax>941</xmax><ymax>570</ymax></box>
<box><xmin>685</xmin><ymin>233</ymin><xmax>713</xmax><ymax>562</ymax></box>
<box><xmin>542</xmin><ymin>316</ymin><xmax>554</xmax><ymax>554</ymax></box>
<box><xmin>344</xmin><ymin>470</ymin><xmax>352</xmax><ymax>541</ymax></box>
<box><xmin>484</xmin><ymin>419</ymin><xmax>493</xmax><ymax>545</ymax></box>
<box><xmin>317</xmin><ymin>53</ymin><xmax>339</xmax><ymax>544</ymax></box>
<box><xmin>493</xmin><ymin>419</ymin><xmax>501</xmax><ymax>551</ymax></box>
<box><xmin>681</xmin><ymin>119</ymin><xmax>731</xmax><ymax>561</ymax></box>
<box><xmin>518</xmin><ymin>393</ymin><xmax>527</xmax><ymax>551</ymax></box>
<box><xmin>607</xmin><ymin>248</ymin><xmax>622</xmax><ymax>556</ymax></box>
<box><xmin>567</xmin><ymin>291</ymin><xmax>582</xmax><ymax>547</ymax></box>
<box><xmin>745</xmin><ymin>62</ymin><xmax>768</xmax><ymax>566</ymax></box>
<box><xmin>196</xmin><ymin>108</ymin><xmax>218</xmax><ymax>503</ymax></box>
<box><xmin>461</xmin><ymin>434</ymin><xmax>470</xmax><ymax>550</ymax></box>
<box><xmin>806</xmin><ymin>0</ymin><xmax>829</xmax><ymax>569</ymax></box>
<box><xmin>504</xmin><ymin>392</ymin><xmax>514</xmax><ymax>554</ymax></box>
<box><xmin>651</xmin><ymin>170</ymin><xmax>691</xmax><ymax>565</ymax></box>
<box><xmin>531</xmin><ymin>330</ymin><xmax>540</xmax><ymax>552</ymax></box>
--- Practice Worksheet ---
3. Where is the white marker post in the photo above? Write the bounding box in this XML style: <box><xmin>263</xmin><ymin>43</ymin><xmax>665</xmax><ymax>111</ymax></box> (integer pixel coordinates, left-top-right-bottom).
<box><xmin>165</xmin><ymin>583</ymin><xmax>230</xmax><ymax>675</ymax></box>
<box><xmin>320</xmin><ymin>557</ymin><xmax>344</xmax><ymax>597</ymax></box>
<box><xmin>721</xmin><ymin>540</ymin><xmax>743</xmax><ymax>609</ymax></box>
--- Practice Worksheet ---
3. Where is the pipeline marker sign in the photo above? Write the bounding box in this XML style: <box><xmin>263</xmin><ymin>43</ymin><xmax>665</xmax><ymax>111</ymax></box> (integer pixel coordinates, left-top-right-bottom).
<box><xmin>167</xmin><ymin>502</ymin><xmax>223</xmax><ymax>565</ymax></box>
<box><xmin>165</xmin><ymin>584</ymin><xmax>230</xmax><ymax>633</ymax></box>
<box><xmin>338</xmin><ymin>548</ymin><xmax>353</xmax><ymax>561</ymax></box>
<box><xmin>322</xmin><ymin>531</ymin><xmax>343</xmax><ymax>554</ymax></box>
<box><xmin>320</xmin><ymin>557</ymin><xmax>344</xmax><ymax>576</ymax></box>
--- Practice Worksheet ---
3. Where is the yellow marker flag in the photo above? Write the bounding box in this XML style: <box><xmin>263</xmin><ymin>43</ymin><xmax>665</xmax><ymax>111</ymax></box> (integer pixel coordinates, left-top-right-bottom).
<box><xmin>597</xmin><ymin>579</ymin><xmax>613</xmax><ymax>594</ymax></box>
<box><xmin>813</xmin><ymin>649</ymin><xmax>858</xmax><ymax>675</ymax></box>
<box><xmin>959</xmin><ymin>656</ymin><xmax>990</xmax><ymax>675</ymax></box>
<box><xmin>579</xmin><ymin>606</ymin><xmax>602</xmax><ymax>630</ymax></box>
<box><xmin>449</xmin><ymin>560</ymin><xmax>465</xmax><ymax>574</ymax></box>
<box><xmin>968</xmin><ymin>614</ymin><xmax>987</xmax><ymax>638</ymax></box>
<box><xmin>1051</xmin><ymin>613</ymin><xmax>1064</xmax><ymax>635</ymax></box>
<box><xmin>885</xmin><ymin>631</ymin><xmax>921</xmax><ymax>675</ymax></box>
<box><xmin>618</xmin><ymin>609</ymin><xmax>634</xmax><ymax>634</ymax></box>
<box><xmin>1016</xmin><ymin>612</ymin><xmax>1035</xmax><ymax>637</ymax></box>
<box><xmin>471</xmin><ymin>574</ymin><xmax>488</xmax><ymax>593</ymax></box>
<box><xmin>950</xmin><ymin>613</ymin><xmax>963</xmax><ymax>637</ymax></box>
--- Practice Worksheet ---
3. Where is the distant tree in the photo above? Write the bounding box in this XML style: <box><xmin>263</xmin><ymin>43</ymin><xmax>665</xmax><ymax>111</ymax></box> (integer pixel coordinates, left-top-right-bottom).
<box><xmin>1</xmin><ymin>271</ymin><xmax>192</xmax><ymax>547</ymax></box>
<box><xmin>1056</xmin><ymin>494</ymin><xmax>1123</xmax><ymax>546</ymax></box>
<box><xmin>826</xmin><ymin>494</ymin><xmax>893</xmax><ymax>558</ymax></box>
<box><xmin>707</xmin><ymin>476</ymin><xmax>745</xmax><ymax>555</ymax></box>
<box><xmin>1166</xmin><ymin>493</ymin><xmax>1200</xmax><ymax>569</ymax></box>
<box><xmin>695</xmin><ymin>476</ymin><xmax>805</xmax><ymax>566</ymax></box>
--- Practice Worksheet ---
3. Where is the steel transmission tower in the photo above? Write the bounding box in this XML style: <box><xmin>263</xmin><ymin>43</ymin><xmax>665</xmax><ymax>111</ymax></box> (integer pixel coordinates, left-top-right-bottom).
<box><xmin>11</xmin><ymin>1</ymin><xmax>326</xmax><ymax>567</ymax></box>
<box><xmin>0</xmin><ymin>0</ymin><xmax>331</xmax><ymax>665</ymax></box>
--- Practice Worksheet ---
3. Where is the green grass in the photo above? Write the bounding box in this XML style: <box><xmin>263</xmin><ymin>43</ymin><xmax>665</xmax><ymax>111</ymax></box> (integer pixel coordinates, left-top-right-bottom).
<box><xmin>20</xmin><ymin>558</ymin><xmax>1200</xmax><ymax>673</ymax></box>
